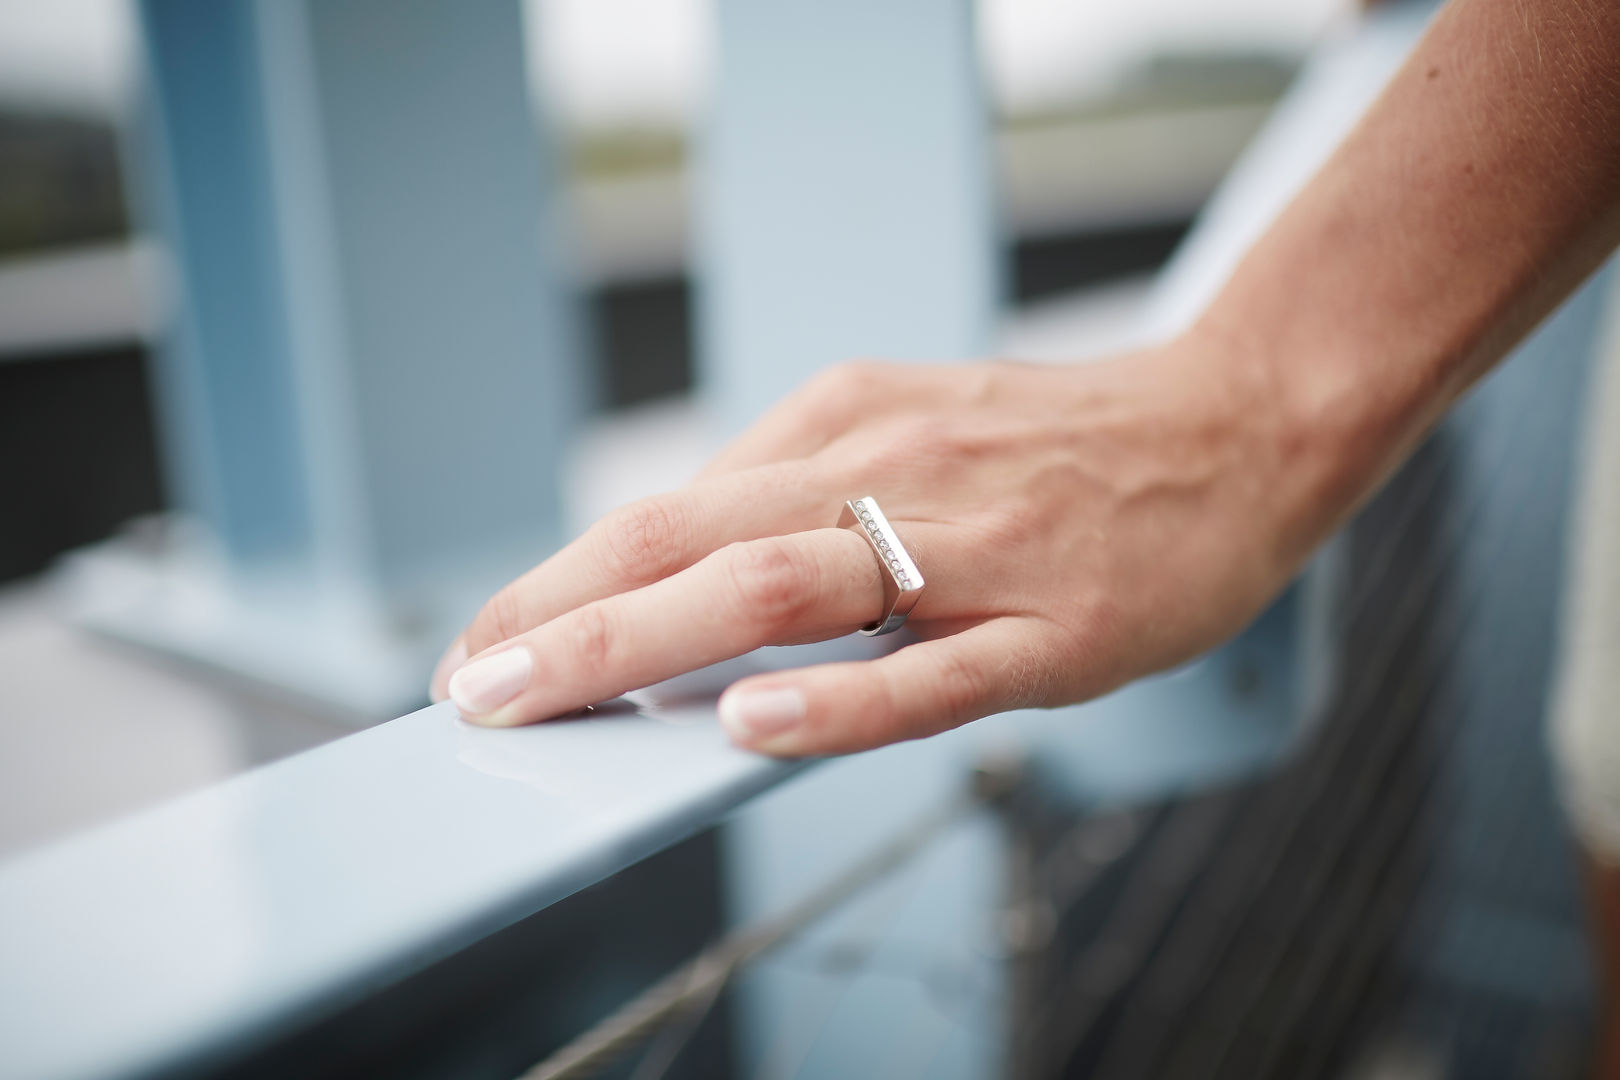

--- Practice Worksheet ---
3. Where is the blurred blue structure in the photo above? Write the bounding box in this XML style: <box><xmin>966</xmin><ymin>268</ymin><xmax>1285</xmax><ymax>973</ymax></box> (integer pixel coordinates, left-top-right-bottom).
<box><xmin>693</xmin><ymin>4</ymin><xmax>1012</xmax><ymax>1074</ymax></box>
<box><xmin>698</xmin><ymin>0</ymin><xmax>1000</xmax><ymax>427</ymax></box>
<box><xmin>104</xmin><ymin>0</ymin><xmax>581</xmax><ymax>714</ymax></box>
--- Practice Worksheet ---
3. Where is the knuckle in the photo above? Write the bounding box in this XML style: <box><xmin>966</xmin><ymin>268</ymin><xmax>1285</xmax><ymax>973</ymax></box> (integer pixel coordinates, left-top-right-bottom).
<box><xmin>899</xmin><ymin>412</ymin><xmax>955</xmax><ymax>448</ymax></box>
<box><xmin>565</xmin><ymin>604</ymin><xmax>617</xmax><ymax>670</ymax></box>
<box><xmin>957</xmin><ymin>358</ymin><xmax>1029</xmax><ymax>405</ymax></box>
<box><xmin>847</xmin><ymin>414</ymin><xmax>959</xmax><ymax>481</ymax></box>
<box><xmin>807</xmin><ymin>359</ymin><xmax>896</xmax><ymax>406</ymax></box>
<box><xmin>1041</xmin><ymin>610</ymin><xmax>1116</xmax><ymax>702</ymax></box>
<box><xmin>597</xmin><ymin>498</ymin><xmax>688</xmax><ymax>583</ymax></box>
<box><xmin>823</xmin><ymin>359</ymin><xmax>889</xmax><ymax>392</ymax></box>
<box><xmin>802</xmin><ymin>364</ymin><xmax>848</xmax><ymax>400</ymax></box>
<box><xmin>957</xmin><ymin>363</ymin><xmax>1002</xmax><ymax>405</ymax></box>
<box><xmin>724</xmin><ymin>539</ymin><xmax>816</xmax><ymax>630</ymax></box>
<box><xmin>1005</xmin><ymin>635</ymin><xmax>1061</xmax><ymax>709</ymax></box>
<box><xmin>474</xmin><ymin>585</ymin><xmax>528</xmax><ymax>650</ymax></box>
<box><xmin>932</xmin><ymin>650</ymin><xmax>989</xmax><ymax>717</ymax></box>
<box><xmin>795</xmin><ymin>361</ymin><xmax>887</xmax><ymax>425</ymax></box>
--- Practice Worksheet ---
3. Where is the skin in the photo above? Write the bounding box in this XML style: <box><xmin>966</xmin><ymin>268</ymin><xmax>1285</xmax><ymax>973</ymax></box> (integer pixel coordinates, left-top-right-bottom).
<box><xmin>432</xmin><ymin>0</ymin><xmax>1620</xmax><ymax>762</ymax></box>
<box><xmin>1584</xmin><ymin>859</ymin><xmax>1620</xmax><ymax>1075</ymax></box>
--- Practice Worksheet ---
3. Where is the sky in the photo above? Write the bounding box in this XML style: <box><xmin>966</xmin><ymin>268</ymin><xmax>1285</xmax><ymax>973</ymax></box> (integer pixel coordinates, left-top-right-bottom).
<box><xmin>0</xmin><ymin>0</ymin><xmax>1351</xmax><ymax>123</ymax></box>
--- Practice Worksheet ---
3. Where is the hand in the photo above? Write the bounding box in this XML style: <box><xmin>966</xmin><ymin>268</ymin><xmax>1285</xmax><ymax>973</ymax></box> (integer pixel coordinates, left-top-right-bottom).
<box><xmin>430</xmin><ymin>330</ymin><xmax>1324</xmax><ymax>756</ymax></box>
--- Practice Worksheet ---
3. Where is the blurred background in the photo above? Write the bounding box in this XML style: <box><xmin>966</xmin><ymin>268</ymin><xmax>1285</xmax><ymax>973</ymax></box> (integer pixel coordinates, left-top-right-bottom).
<box><xmin>0</xmin><ymin>0</ymin><xmax>1608</xmax><ymax>1077</ymax></box>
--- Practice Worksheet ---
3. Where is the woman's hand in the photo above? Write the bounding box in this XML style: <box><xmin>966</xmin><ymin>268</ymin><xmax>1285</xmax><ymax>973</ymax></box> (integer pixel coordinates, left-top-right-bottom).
<box><xmin>430</xmin><ymin>329</ymin><xmax>1333</xmax><ymax>757</ymax></box>
<box><xmin>427</xmin><ymin>0</ymin><xmax>1620</xmax><ymax>757</ymax></box>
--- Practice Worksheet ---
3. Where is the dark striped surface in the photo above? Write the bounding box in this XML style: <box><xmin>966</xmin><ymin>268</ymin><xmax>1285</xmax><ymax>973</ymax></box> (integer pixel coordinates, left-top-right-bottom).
<box><xmin>1012</xmin><ymin>272</ymin><xmax>1613</xmax><ymax>1080</ymax></box>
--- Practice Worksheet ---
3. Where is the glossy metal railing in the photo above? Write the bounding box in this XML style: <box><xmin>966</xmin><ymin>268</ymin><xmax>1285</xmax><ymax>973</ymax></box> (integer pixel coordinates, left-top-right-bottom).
<box><xmin>0</xmin><ymin>685</ymin><xmax>800</xmax><ymax>1080</ymax></box>
<box><xmin>0</xmin><ymin>597</ymin><xmax>1307</xmax><ymax>1080</ymax></box>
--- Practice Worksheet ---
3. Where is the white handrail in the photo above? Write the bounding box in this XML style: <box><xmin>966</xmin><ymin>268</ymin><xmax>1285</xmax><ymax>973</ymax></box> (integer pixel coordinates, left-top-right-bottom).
<box><xmin>0</xmin><ymin>694</ymin><xmax>799</xmax><ymax>1080</ymax></box>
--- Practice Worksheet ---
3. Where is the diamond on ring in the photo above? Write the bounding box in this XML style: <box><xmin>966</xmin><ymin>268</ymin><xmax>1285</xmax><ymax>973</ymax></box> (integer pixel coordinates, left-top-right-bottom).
<box><xmin>836</xmin><ymin>496</ymin><xmax>925</xmax><ymax>637</ymax></box>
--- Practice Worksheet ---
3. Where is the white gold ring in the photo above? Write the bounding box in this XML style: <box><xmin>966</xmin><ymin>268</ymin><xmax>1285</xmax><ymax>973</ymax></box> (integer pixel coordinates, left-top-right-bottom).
<box><xmin>837</xmin><ymin>497</ymin><xmax>925</xmax><ymax>636</ymax></box>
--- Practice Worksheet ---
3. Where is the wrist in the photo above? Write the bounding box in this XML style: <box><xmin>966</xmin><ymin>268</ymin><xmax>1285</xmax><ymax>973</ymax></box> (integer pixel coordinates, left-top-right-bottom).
<box><xmin>1177</xmin><ymin>310</ymin><xmax>1426</xmax><ymax>561</ymax></box>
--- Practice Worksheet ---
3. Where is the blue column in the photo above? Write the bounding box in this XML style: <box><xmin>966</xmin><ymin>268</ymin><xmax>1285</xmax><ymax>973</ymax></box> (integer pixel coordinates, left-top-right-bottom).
<box><xmin>697</xmin><ymin>0</ymin><xmax>1001</xmax><ymax>429</ymax></box>
<box><xmin>136</xmin><ymin>0</ymin><xmax>312</xmax><ymax>569</ymax></box>
<box><xmin>124</xmin><ymin>0</ymin><xmax>582</xmax><ymax>711</ymax></box>
<box><xmin>697</xmin><ymin>4</ymin><xmax>1005</xmax><ymax>1076</ymax></box>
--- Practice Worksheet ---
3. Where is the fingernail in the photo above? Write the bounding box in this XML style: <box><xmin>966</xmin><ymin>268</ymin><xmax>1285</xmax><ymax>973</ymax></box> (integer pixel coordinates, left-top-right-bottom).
<box><xmin>449</xmin><ymin>647</ymin><xmax>532</xmax><ymax>716</ymax></box>
<box><xmin>718</xmin><ymin>687</ymin><xmax>806</xmax><ymax>741</ymax></box>
<box><xmin>429</xmin><ymin>637</ymin><xmax>468</xmax><ymax>703</ymax></box>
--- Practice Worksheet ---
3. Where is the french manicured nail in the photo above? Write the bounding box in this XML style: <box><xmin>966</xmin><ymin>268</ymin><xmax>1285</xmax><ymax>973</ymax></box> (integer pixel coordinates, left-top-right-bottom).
<box><xmin>449</xmin><ymin>647</ymin><xmax>532</xmax><ymax>716</ymax></box>
<box><xmin>718</xmin><ymin>687</ymin><xmax>806</xmax><ymax>741</ymax></box>
<box><xmin>429</xmin><ymin>637</ymin><xmax>468</xmax><ymax>702</ymax></box>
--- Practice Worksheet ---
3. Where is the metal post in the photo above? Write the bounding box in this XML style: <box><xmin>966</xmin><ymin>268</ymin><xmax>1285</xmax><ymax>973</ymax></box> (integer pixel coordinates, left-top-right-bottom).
<box><xmin>696</xmin><ymin>0</ymin><xmax>1001</xmax><ymax>430</ymax></box>
<box><xmin>697</xmin><ymin>4</ymin><xmax>1005</xmax><ymax>1076</ymax></box>
<box><xmin>90</xmin><ymin>0</ymin><xmax>583</xmax><ymax>717</ymax></box>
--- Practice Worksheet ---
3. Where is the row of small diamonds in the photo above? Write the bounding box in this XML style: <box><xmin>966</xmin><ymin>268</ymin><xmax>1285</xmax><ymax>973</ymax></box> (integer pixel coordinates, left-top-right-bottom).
<box><xmin>852</xmin><ymin>500</ymin><xmax>912</xmax><ymax>590</ymax></box>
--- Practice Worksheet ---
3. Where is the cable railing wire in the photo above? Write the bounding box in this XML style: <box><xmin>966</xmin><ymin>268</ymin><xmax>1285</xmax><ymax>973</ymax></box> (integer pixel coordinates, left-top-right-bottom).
<box><xmin>516</xmin><ymin>765</ymin><xmax>1016</xmax><ymax>1080</ymax></box>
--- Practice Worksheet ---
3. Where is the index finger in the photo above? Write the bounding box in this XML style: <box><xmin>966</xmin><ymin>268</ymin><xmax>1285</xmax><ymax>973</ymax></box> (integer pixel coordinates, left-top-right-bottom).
<box><xmin>448</xmin><ymin>528</ymin><xmax>882</xmax><ymax>726</ymax></box>
<box><xmin>453</xmin><ymin>462</ymin><xmax>834</xmax><ymax>669</ymax></box>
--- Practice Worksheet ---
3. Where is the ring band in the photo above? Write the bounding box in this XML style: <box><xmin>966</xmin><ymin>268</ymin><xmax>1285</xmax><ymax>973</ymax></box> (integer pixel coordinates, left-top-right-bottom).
<box><xmin>837</xmin><ymin>497</ymin><xmax>925</xmax><ymax>636</ymax></box>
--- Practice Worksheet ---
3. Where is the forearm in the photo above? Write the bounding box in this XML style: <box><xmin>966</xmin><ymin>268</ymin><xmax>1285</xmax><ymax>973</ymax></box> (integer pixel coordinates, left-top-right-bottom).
<box><xmin>1196</xmin><ymin>0</ymin><xmax>1620</xmax><ymax>551</ymax></box>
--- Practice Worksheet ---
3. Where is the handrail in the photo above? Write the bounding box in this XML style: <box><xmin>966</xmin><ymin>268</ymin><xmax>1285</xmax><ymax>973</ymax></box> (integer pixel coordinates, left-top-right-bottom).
<box><xmin>0</xmin><ymin>593</ymin><xmax>1304</xmax><ymax>1080</ymax></box>
<box><xmin>0</xmin><ymin>690</ymin><xmax>801</xmax><ymax>1080</ymax></box>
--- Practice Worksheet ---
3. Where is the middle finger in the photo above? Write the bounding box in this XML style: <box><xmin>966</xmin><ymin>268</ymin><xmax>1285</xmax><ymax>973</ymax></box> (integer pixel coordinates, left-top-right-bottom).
<box><xmin>460</xmin><ymin>460</ymin><xmax>834</xmax><ymax>658</ymax></box>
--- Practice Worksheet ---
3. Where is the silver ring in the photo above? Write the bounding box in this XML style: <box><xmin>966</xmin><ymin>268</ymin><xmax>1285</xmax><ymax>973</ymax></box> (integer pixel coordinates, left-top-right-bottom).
<box><xmin>837</xmin><ymin>497</ymin><xmax>925</xmax><ymax>636</ymax></box>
